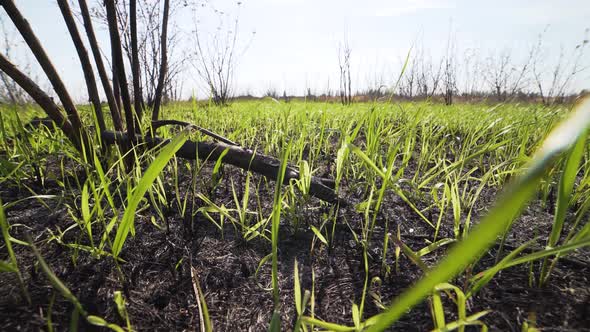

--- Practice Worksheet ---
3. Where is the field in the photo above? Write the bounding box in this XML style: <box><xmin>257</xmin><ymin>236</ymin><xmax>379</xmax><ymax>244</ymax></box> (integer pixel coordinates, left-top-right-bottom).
<box><xmin>1</xmin><ymin>99</ymin><xmax>590</xmax><ymax>331</ymax></box>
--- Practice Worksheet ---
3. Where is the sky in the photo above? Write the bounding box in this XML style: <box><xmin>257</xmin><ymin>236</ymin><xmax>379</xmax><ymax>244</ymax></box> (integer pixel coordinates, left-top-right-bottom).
<box><xmin>1</xmin><ymin>0</ymin><xmax>590</xmax><ymax>101</ymax></box>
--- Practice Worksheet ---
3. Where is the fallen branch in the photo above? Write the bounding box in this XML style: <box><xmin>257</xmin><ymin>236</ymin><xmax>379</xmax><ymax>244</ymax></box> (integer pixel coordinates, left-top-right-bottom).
<box><xmin>151</xmin><ymin>120</ymin><xmax>239</xmax><ymax>146</ymax></box>
<box><xmin>102</xmin><ymin>130</ymin><xmax>344</xmax><ymax>205</ymax></box>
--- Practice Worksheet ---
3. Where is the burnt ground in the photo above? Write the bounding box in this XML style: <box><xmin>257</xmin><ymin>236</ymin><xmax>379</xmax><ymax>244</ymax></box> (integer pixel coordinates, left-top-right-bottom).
<box><xmin>0</xmin><ymin>154</ymin><xmax>589</xmax><ymax>332</ymax></box>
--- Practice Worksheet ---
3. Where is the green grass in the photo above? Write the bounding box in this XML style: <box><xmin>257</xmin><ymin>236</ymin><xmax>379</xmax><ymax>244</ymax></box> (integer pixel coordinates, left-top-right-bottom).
<box><xmin>1</xmin><ymin>98</ymin><xmax>589</xmax><ymax>331</ymax></box>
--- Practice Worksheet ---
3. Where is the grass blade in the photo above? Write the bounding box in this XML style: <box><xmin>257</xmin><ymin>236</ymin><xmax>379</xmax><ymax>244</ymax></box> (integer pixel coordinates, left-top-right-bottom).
<box><xmin>0</xmin><ymin>198</ymin><xmax>29</xmax><ymax>303</ymax></box>
<box><xmin>112</xmin><ymin>128</ymin><xmax>191</xmax><ymax>257</ymax></box>
<box><xmin>540</xmin><ymin>126</ymin><xmax>587</xmax><ymax>284</ymax></box>
<box><xmin>270</xmin><ymin>140</ymin><xmax>290</xmax><ymax>329</ymax></box>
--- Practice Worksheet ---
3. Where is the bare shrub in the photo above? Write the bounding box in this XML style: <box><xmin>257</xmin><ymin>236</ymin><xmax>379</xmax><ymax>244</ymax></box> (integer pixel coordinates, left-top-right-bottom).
<box><xmin>190</xmin><ymin>1</ymin><xmax>253</xmax><ymax>105</ymax></box>
<box><xmin>338</xmin><ymin>39</ymin><xmax>352</xmax><ymax>105</ymax></box>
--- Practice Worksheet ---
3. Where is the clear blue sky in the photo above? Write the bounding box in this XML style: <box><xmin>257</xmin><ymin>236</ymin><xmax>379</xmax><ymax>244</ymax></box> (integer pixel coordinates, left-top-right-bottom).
<box><xmin>2</xmin><ymin>0</ymin><xmax>589</xmax><ymax>101</ymax></box>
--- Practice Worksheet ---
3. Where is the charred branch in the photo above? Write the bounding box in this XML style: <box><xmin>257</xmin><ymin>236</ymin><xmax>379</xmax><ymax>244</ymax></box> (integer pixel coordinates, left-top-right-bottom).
<box><xmin>0</xmin><ymin>53</ymin><xmax>79</xmax><ymax>149</ymax></box>
<box><xmin>105</xmin><ymin>0</ymin><xmax>136</xmax><ymax>137</ymax></box>
<box><xmin>77</xmin><ymin>0</ymin><xmax>124</xmax><ymax>132</ymax></box>
<box><xmin>101</xmin><ymin>130</ymin><xmax>344</xmax><ymax>205</ymax></box>
<box><xmin>151</xmin><ymin>0</ymin><xmax>170</xmax><ymax>121</ymax></box>
<box><xmin>130</xmin><ymin>0</ymin><xmax>144</xmax><ymax>122</ymax></box>
<box><xmin>1</xmin><ymin>0</ymin><xmax>87</xmax><ymax>145</ymax></box>
<box><xmin>151</xmin><ymin>119</ymin><xmax>238</xmax><ymax>146</ymax></box>
<box><xmin>56</xmin><ymin>0</ymin><xmax>106</xmax><ymax>134</ymax></box>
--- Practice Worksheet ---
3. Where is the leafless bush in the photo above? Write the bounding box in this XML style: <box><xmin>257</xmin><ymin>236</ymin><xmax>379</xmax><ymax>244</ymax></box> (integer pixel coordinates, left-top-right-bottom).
<box><xmin>89</xmin><ymin>0</ymin><xmax>186</xmax><ymax>108</ymax></box>
<box><xmin>338</xmin><ymin>40</ymin><xmax>352</xmax><ymax>105</ymax></box>
<box><xmin>281</xmin><ymin>90</ymin><xmax>290</xmax><ymax>103</ymax></box>
<box><xmin>461</xmin><ymin>48</ymin><xmax>484</xmax><ymax>96</ymax></box>
<box><xmin>191</xmin><ymin>1</ymin><xmax>253</xmax><ymax>105</ymax></box>
<box><xmin>443</xmin><ymin>28</ymin><xmax>457</xmax><ymax>105</ymax></box>
<box><xmin>482</xmin><ymin>46</ymin><xmax>536</xmax><ymax>102</ymax></box>
<box><xmin>398</xmin><ymin>52</ymin><xmax>417</xmax><ymax>98</ymax></box>
<box><xmin>415</xmin><ymin>46</ymin><xmax>443</xmax><ymax>99</ymax></box>
<box><xmin>361</xmin><ymin>64</ymin><xmax>386</xmax><ymax>101</ymax></box>
<box><xmin>532</xmin><ymin>28</ymin><xmax>589</xmax><ymax>105</ymax></box>
<box><xmin>306</xmin><ymin>87</ymin><xmax>317</xmax><ymax>102</ymax></box>
<box><xmin>384</xmin><ymin>26</ymin><xmax>587</xmax><ymax>104</ymax></box>
<box><xmin>264</xmin><ymin>86</ymin><xmax>278</xmax><ymax>99</ymax></box>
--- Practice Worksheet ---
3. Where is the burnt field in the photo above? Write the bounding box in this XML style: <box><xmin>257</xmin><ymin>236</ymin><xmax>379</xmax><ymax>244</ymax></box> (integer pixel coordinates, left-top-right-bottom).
<box><xmin>1</xmin><ymin>100</ymin><xmax>589</xmax><ymax>331</ymax></box>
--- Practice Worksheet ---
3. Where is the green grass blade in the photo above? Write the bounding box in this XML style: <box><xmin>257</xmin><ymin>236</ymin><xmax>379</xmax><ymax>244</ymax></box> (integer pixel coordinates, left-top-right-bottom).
<box><xmin>430</xmin><ymin>291</ymin><xmax>445</xmax><ymax>328</ymax></box>
<box><xmin>310</xmin><ymin>225</ymin><xmax>328</xmax><ymax>245</ymax></box>
<box><xmin>28</xmin><ymin>235</ymin><xmax>88</xmax><ymax>317</ymax></box>
<box><xmin>0</xmin><ymin>260</ymin><xmax>17</xmax><ymax>272</ymax></box>
<box><xmin>269</xmin><ymin>310</ymin><xmax>281</xmax><ymax>332</ymax></box>
<box><xmin>493</xmin><ymin>237</ymin><xmax>590</xmax><ymax>270</ymax></box>
<box><xmin>294</xmin><ymin>259</ymin><xmax>302</xmax><ymax>315</ymax></box>
<box><xmin>112</xmin><ymin>128</ymin><xmax>190</xmax><ymax>257</ymax></box>
<box><xmin>0</xmin><ymin>198</ymin><xmax>29</xmax><ymax>303</ymax></box>
<box><xmin>301</xmin><ymin>316</ymin><xmax>355</xmax><ymax>332</ymax></box>
<box><xmin>468</xmin><ymin>238</ymin><xmax>536</xmax><ymax>298</ymax></box>
<box><xmin>191</xmin><ymin>266</ymin><xmax>213</xmax><ymax>332</ymax></box>
<box><xmin>270</xmin><ymin>140</ymin><xmax>290</xmax><ymax>328</ymax></box>
<box><xmin>540</xmin><ymin>126</ymin><xmax>587</xmax><ymax>283</ymax></box>
<box><xmin>69</xmin><ymin>306</ymin><xmax>80</xmax><ymax>332</ymax></box>
<box><xmin>416</xmin><ymin>238</ymin><xmax>456</xmax><ymax>257</ymax></box>
<box><xmin>390</xmin><ymin>236</ymin><xmax>429</xmax><ymax>272</ymax></box>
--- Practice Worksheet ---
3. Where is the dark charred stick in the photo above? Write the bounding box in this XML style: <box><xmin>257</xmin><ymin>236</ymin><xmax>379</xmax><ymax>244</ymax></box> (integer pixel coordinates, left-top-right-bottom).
<box><xmin>77</xmin><ymin>0</ymin><xmax>124</xmax><ymax>132</ymax></box>
<box><xmin>105</xmin><ymin>0</ymin><xmax>136</xmax><ymax>138</ymax></box>
<box><xmin>101</xmin><ymin>130</ymin><xmax>344</xmax><ymax>205</ymax></box>
<box><xmin>23</xmin><ymin>117</ymin><xmax>55</xmax><ymax>131</ymax></box>
<box><xmin>151</xmin><ymin>119</ymin><xmax>239</xmax><ymax>146</ymax></box>
<box><xmin>130</xmin><ymin>0</ymin><xmax>144</xmax><ymax>124</ymax></box>
<box><xmin>151</xmin><ymin>0</ymin><xmax>170</xmax><ymax>122</ymax></box>
<box><xmin>56</xmin><ymin>0</ymin><xmax>106</xmax><ymax>134</ymax></box>
<box><xmin>112</xmin><ymin>47</ymin><xmax>122</xmax><ymax>113</ymax></box>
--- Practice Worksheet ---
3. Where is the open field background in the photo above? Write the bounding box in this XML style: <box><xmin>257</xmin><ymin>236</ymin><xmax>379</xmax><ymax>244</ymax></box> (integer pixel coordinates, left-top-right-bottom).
<box><xmin>1</xmin><ymin>99</ymin><xmax>589</xmax><ymax>331</ymax></box>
